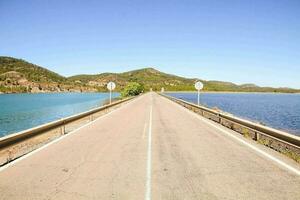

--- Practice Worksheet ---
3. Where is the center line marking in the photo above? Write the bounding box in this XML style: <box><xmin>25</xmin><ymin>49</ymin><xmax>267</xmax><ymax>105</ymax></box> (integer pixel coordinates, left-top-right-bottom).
<box><xmin>142</xmin><ymin>123</ymin><xmax>147</xmax><ymax>139</ymax></box>
<box><xmin>145</xmin><ymin>102</ymin><xmax>153</xmax><ymax>200</ymax></box>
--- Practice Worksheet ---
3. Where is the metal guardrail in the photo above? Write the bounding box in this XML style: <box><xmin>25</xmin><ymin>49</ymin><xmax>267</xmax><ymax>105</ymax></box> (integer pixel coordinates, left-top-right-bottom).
<box><xmin>160</xmin><ymin>93</ymin><xmax>300</xmax><ymax>148</ymax></box>
<box><xmin>0</xmin><ymin>96</ymin><xmax>134</xmax><ymax>149</ymax></box>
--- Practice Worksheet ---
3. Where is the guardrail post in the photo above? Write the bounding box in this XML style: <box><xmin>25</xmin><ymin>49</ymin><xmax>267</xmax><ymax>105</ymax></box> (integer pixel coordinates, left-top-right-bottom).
<box><xmin>217</xmin><ymin>114</ymin><xmax>221</xmax><ymax>123</ymax></box>
<box><xmin>61</xmin><ymin>122</ymin><xmax>65</xmax><ymax>135</ymax></box>
<box><xmin>255</xmin><ymin>132</ymin><xmax>260</xmax><ymax>141</ymax></box>
<box><xmin>7</xmin><ymin>149</ymin><xmax>13</xmax><ymax>163</ymax></box>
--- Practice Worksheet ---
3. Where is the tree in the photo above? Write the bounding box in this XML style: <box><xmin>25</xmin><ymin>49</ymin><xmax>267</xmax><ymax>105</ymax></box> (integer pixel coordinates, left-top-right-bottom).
<box><xmin>121</xmin><ymin>82</ymin><xmax>144</xmax><ymax>97</ymax></box>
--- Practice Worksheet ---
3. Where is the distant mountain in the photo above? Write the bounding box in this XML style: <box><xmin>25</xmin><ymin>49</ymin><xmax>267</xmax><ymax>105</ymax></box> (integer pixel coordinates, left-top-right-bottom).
<box><xmin>0</xmin><ymin>56</ymin><xmax>299</xmax><ymax>93</ymax></box>
<box><xmin>68</xmin><ymin>68</ymin><xmax>196</xmax><ymax>91</ymax></box>
<box><xmin>70</xmin><ymin>68</ymin><xmax>300</xmax><ymax>93</ymax></box>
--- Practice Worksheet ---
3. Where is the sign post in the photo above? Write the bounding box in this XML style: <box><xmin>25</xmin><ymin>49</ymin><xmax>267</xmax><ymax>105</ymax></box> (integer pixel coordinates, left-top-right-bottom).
<box><xmin>107</xmin><ymin>81</ymin><xmax>116</xmax><ymax>104</ymax></box>
<box><xmin>194</xmin><ymin>81</ymin><xmax>204</xmax><ymax>106</ymax></box>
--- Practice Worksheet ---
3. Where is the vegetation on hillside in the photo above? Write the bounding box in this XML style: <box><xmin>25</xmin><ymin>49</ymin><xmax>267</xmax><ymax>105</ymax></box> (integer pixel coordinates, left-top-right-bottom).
<box><xmin>70</xmin><ymin>68</ymin><xmax>300</xmax><ymax>93</ymax></box>
<box><xmin>0</xmin><ymin>57</ymin><xmax>66</xmax><ymax>83</ymax></box>
<box><xmin>0</xmin><ymin>56</ymin><xmax>96</xmax><ymax>93</ymax></box>
<box><xmin>1</xmin><ymin>56</ymin><xmax>299</xmax><ymax>93</ymax></box>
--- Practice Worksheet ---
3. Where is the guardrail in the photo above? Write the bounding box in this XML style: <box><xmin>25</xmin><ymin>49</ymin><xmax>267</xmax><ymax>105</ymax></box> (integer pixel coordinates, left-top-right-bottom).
<box><xmin>160</xmin><ymin>93</ymin><xmax>300</xmax><ymax>163</ymax></box>
<box><xmin>0</xmin><ymin>96</ymin><xmax>134</xmax><ymax>150</ymax></box>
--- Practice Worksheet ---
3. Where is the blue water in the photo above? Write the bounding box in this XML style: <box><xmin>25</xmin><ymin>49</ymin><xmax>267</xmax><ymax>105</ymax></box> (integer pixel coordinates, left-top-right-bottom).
<box><xmin>168</xmin><ymin>92</ymin><xmax>300</xmax><ymax>136</ymax></box>
<box><xmin>0</xmin><ymin>93</ymin><xmax>119</xmax><ymax>137</ymax></box>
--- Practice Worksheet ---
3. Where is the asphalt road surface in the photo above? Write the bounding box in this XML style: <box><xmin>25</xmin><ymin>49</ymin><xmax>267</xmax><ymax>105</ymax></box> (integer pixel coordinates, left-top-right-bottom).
<box><xmin>0</xmin><ymin>92</ymin><xmax>299</xmax><ymax>200</ymax></box>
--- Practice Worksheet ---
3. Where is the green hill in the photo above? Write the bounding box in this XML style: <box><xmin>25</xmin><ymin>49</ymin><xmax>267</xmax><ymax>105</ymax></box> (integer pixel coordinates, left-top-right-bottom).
<box><xmin>0</xmin><ymin>56</ymin><xmax>66</xmax><ymax>83</ymax></box>
<box><xmin>0</xmin><ymin>57</ymin><xmax>95</xmax><ymax>93</ymax></box>
<box><xmin>68</xmin><ymin>68</ymin><xmax>196</xmax><ymax>91</ymax></box>
<box><xmin>1</xmin><ymin>56</ymin><xmax>299</xmax><ymax>93</ymax></box>
<box><xmin>69</xmin><ymin>68</ymin><xmax>300</xmax><ymax>93</ymax></box>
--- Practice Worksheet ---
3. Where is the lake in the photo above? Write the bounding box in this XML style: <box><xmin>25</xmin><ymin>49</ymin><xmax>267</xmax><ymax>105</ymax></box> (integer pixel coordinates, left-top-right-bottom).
<box><xmin>0</xmin><ymin>93</ymin><xmax>119</xmax><ymax>137</ymax></box>
<box><xmin>167</xmin><ymin>92</ymin><xmax>300</xmax><ymax>136</ymax></box>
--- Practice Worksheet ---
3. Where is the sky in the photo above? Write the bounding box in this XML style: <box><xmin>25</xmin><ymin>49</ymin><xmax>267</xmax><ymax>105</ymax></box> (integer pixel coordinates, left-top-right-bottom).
<box><xmin>0</xmin><ymin>0</ymin><xmax>299</xmax><ymax>88</ymax></box>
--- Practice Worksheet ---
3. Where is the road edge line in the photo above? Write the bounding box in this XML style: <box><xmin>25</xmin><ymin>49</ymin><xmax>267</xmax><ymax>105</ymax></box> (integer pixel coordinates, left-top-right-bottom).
<box><xmin>160</xmin><ymin>94</ymin><xmax>300</xmax><ymax>176</ymax></box>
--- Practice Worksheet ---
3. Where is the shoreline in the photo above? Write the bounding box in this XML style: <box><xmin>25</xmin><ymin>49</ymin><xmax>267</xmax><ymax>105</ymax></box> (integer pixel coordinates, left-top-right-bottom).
<box><xmin>1</xmin><ymin>90</ymin><xmax>300</xmax><ymax>95</ymax></box>
<box><xmin>0</xmin><ymin>91</ymin><xmax>120</xmax><ymax>95</ymax></box>
<box><xmin>164</xmin><ymin>91</ymin><xmax>300</xmax><ymax>94</ymax></box>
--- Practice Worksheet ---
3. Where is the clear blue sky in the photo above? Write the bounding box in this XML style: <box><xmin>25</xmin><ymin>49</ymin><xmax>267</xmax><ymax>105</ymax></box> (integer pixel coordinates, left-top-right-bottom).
<box><xmin>0</xmin><ymin>0</ymin><xmax>299</xmax><ymax>88</ymax></box>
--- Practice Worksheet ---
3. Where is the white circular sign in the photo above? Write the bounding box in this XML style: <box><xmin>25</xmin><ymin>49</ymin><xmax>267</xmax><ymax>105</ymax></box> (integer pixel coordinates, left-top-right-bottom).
<box><xmin>107</xmin><ymin>82</ymin><xmax>116</xmax><ymax>91</ymax></box>
<box><xmin>195</xmin><ymin>81</ymin><xmax>203</xmax><ymax>90</ymax></box>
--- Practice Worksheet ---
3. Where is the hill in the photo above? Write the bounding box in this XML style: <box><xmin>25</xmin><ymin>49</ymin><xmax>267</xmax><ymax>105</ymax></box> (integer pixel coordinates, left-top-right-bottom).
<box><xmin>69</xmin><ymin>68</ymin><xmax>300</xmax><ymax>93</ymax></box>
<box><xmin>68</xmin><ymin>68</ymin><xmax>196</xmax><ymax>91</ymax></box>
<box><xmin>0</xmin><ymin>57</ymin><xmax>96</xmax><ymax>93</ymax></box>
<box><xmin>1</xmin><ymin>56</ymin><xmax>299</xmax><ymax>93</ymax></box>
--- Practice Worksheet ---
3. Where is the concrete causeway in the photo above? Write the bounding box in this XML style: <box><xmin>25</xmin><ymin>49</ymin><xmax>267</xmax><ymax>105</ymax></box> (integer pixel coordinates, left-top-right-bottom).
<box><xmin>0</xmin><ymin>92</ymin><xmax>300</xmax><ymax>199</ymax></box>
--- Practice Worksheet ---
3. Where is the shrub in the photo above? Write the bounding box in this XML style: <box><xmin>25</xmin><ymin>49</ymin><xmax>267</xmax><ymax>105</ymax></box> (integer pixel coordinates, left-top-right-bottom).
<box><xmin>121</xmin><ymin>82</ymin><xmax>144</xmax><ymax>97</ymax></box>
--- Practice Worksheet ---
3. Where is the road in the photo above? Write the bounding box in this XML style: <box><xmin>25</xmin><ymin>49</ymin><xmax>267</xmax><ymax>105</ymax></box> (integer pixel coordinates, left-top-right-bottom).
<box><xmin>0</xmin><ymin>92</ymin><xmax>299</xmax><ymax>200</ymax></box>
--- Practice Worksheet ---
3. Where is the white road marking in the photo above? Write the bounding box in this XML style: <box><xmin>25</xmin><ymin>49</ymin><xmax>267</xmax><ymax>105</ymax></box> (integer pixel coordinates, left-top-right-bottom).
<box><xmin>145</xmin><ymin>103</ymin><xmax>153</xmax><ymax>200</ymax></box>
<box><xmin>142</xmin><ymin>123</ymin><xmax>148</xmax><ymax>139</ymax></box>
<box><xmin>165</xmin><ymin>96</ymin><xmax>300</xmax><ymax>176</ymax></box>
<box><xmin>0</xmin><ymin>95</ymin><xmax>144</xmax><ymax>172</ymax></box>
<box><xmin>201</xmin><ymin>118</ymin><xmax>300</xmax><ymax>176</ymax></box>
